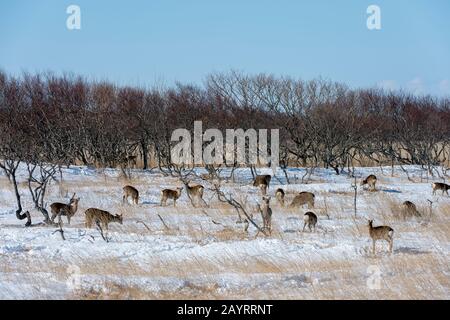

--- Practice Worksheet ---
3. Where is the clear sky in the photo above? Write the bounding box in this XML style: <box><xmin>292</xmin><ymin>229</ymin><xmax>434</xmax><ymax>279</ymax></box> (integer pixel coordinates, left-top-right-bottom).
<box><xmin>1</xmin><ymin>0</ymin><xmax>449</xmax><ymax>96</ymax></box>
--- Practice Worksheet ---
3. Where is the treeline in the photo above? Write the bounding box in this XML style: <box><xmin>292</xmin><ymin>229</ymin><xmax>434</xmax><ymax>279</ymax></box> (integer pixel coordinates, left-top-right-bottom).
<box><xmin>1</xmin><ymin>70</ymin><xmax>450</xmax><ymax>176</ymax></box>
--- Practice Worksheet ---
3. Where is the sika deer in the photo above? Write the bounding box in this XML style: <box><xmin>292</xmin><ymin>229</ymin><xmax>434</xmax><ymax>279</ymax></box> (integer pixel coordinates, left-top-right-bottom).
<box><xmin>253</xmin><ymin>175</ymin><xmax>271</xmax><ymax>195</ymax></box>
<box><xmin>182</xmin><ymin>181</ymin><xmax>206</xmax><ymax>207</ymax></box>
<box><xmin>85</xmin><ymin>208</ymin><xmax>123</xmax><ymax>233</ymax></box>
<box><xmin>50</xmin><ymin>193</ymin><xmax>80</xmax><ymax>225</ymax></box>
<box><xmin>123</xmin><ymin>185</ymin><xmax>139</xmax><ymax>205</ymax></box>
<box><xmin>275</xmin><ymin>188</ymin><xmax>285</xmax><ymax>207</ymax></box>
<box><xmin>258</xmin><ymin>196</ymin><xmax>273</xmax><ymax>235</ymax></box>
<box><xmin>289</xmin><ymin>192</ymin><xmax>315</xmax><ymax>209</ymax></box>
<box><xmin>303</xmin><ymin>212</ymin><xmax>317</xmax><ymax>232</ymax></box>
<box><xmin>401</xmin><ymin>201</ymin><xmax>421</xmax><ymax>219</ymax></box>
<box><xmin>432</xmin><ymin>182</ymin><xmax>450</xmax><ymax>196</ymax></box>
<box><xmin>361</xmin><ymin>175</ymin><xmax>377</xmax><ymax>191</ymax></box>
<box><xmin>368</xmin><ymin>220</ymin><xmax>394</xmax><ymax>254</ymax></box>
<box><xmin>160</xmin><ymin>187</ymin><xmax>183</xmax><ymax>207</ymax></box>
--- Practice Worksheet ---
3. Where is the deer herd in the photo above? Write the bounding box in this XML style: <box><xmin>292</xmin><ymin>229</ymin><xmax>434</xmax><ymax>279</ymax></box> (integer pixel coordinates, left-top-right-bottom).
<box><xmin>47</xmin><ymin>172</ymin><xmax>450</xmax><ymax>255</ymax></box>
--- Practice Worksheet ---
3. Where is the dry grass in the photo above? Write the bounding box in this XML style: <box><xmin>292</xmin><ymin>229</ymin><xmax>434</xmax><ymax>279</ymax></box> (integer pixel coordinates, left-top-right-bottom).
<box><xmin>1</xmin><ymin>170</ymin><xmax>449</xmax><ymax>300</ymax></box>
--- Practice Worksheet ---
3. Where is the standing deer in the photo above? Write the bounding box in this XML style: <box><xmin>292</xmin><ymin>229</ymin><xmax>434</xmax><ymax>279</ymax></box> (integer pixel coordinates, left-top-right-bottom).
<box><xmin>361</xmin><ymin>175</ymin><xmax>377</xmax><ymax>191</ymax></box>
<box><xmin>432</xmin><ymin>182</ymin><xmax>450</xmax><ymax>196</ymax></box>
<box><xmin>182</xmin><ymin>181</ymin><xmax>206</xmax><ymax>207</ymax></box>
<box><xmin>368</xmin><ymin>220</ymin><xmax>394</xmax><ymax>254</ymax></box>
<box><xmin>85</xmin><ymin>208</ymin><xmax>123</xmax><ymax>237</ymax></box>
<box><xmin>303</xmin><ymin>212</ymin><xmax>317</xmax><ymax>232</ymax></box>
<box><xmin>289</xmin><ymin>192</ymin><xmax>315</xmax><ymax>209</ymax></box>
<box><xmin>401</xmin><ymin>201</ymin><xmax>421</xmax><ymax>219</ymax></box>
<box><xmin>275</xmin><ymin>188</ymin><xmax>285</xmax><ymax>207</ymax></box>
<box><xmin>121</xmin><ymin>155</ymin><xmax>137</xmax><ymax>169</ymax></box>
<box><xmin>123</xmin><ymin>185</ymin><xmax>139</xmax><ymax>205</ymax></box>
<box><xmin>257</xmin><ymin>196</ymin><xmax>273</xmax><ymax>235</ymax></box>
<box><xmin>160</xmin><ymin>187</ymin><xmax>183</xmax><ymax>207</ymax></box>
<box><xmin>50</xmin><ymin>193</ymin><xmax>80</xmax><ymax>225</ymax></box>
<box><xmin>253</xmin><ymin>175</ymin><xmax>271</xmax><ymax>195</ymax></box>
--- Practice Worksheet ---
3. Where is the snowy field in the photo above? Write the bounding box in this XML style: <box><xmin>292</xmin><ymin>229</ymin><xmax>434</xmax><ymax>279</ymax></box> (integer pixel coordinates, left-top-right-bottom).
<box><xmin>0</xmin><ymin>165</ymin><xmax>449</xmax><ymax>299</ymax></box>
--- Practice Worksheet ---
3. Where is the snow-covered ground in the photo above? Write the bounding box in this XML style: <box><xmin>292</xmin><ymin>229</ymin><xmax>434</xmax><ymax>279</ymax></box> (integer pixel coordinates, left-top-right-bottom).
<box><xmin>0</xmin><ymin>165</ymin><xmax>449</xmax><ymax>299</ymax></box>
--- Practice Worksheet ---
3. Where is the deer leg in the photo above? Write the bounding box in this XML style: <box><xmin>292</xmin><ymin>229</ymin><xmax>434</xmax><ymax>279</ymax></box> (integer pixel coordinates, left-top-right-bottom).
<box><xmin>50</xmin><ymin>211</ymin><xmax>57</xmax><ymax>223</ymax></box>
<box><xmin>302</xmin><ymin>222</ymin><xmax>307</xmax><ymax>232</ymax></box>
<box><xmin>372</xmin><ymin>240</ymin><xmax>376</xmax><ymax>255</ymax></box>
<box><xmin>309</xmin><ymin>224</ymin><xmax>312</xmax><ymax>232</ymax></box>
<box><xmin>67</xmin><ymin>215</ymin><xmax>71</xmax><ymax>225</ymax></box>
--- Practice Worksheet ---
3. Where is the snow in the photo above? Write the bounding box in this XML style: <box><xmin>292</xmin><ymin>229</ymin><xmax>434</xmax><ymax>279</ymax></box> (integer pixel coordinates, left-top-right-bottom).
<box><xmin>0</xmin><ymin>165</ymin><xmax>449</xmax><ymax>299</ymax></box>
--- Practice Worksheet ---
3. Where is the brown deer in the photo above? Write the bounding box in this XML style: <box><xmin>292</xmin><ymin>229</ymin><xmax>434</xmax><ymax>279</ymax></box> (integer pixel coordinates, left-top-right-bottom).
<box><xmin>289</xmin><ymin>192</ymin><xmax>315</xmax><ymax>209</ymax></box>
<box><xmin>275</xmin><ymin>188</ymin><xmax>285</xmax><ymax>207</ymax></box>
<box><xmin>361</xmin><ymin>175</ymin><xmax>377</xmax><ymax>191</ymax></box>
<box><xmin>303</xmin><ymin>212</ymin><xmax>317</xmax><ymax>232</ymax></box>
<box><xmin>401</xmin><ymin>201</ymin><xmax>421</xmax><ymax>219</ymax></box>
<box><xmin>160</xmin><ymin>187</ymin><xmax>183</xmax><ymax>207</ymax></box>
<box><xmin>122</xmin><ymin>155</ymin><xmax>137</xmax><ymax>168</ymax></box>
<box><xmin>253</xmin><ymin>175</ymin><xmax>271</xmax><ymax>195</ymax></box>
<box><xmin>85</xmin><ymin>208</ymin><xmax>123</xmax><ymax>231</ymax></box>
<box><xmin>257</xmin><ymin>196</ymin><xmax>273</xmax><ymax>235</ymax></box>
<box><xmin>182</xmin><ymin>181</ymin><xmax>206</xmax><ymax>207</ymax></box>
<box><xmin>50</xmin><ymin>193</ymin><xmax>80</xmax><ymax>225</ymax></box>
<box><xmin>432</xmin><ymin>182</ymin><xmax>450</xmax><ymax>196</ymax></box>
<box><xmin>123</xmin><ymin>185</ymin><xmax>139</xmax><ymax>205</ymax></box>
<box><xmin>368</xmin><ymin>220</ymin><xmax>394</xmax><ymax>254</ymax></box>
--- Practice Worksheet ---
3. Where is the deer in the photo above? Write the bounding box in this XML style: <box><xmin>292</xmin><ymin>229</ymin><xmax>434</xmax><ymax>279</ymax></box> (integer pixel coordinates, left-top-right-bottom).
<box><xmin>160</xmin><ymin>187</ymin><xmax>183</xmax><ymax>207</ymax></box>
<box><xmin>303</xmin><ymin>212</ymin><xmax>317</xmax><ymax>232</ymax></box>
<box><xmin>361</xmin><ymin>175</ymin><xmax>377</xmax><ymax>191</ymax></box>
<box><xmin>432</xmin><ymin>182</ymin><xmax>450</xmax><ymax>196</ymax></box>
<box><xmin>275</xmin><ymin>188</ymin><xmax>285</xmax><ymax>207</ymax></box>
<box><xmin>253</xmin><ymin>175</ymin><xmax>271</xmax><ymax>195</ymax></box>
<box><xmin>121</xmin><ymin>155</ymin><xmax>137</xmax><ymax>169</ymax></box>
<box><xmin>85</xmin><ymin>208</ymin><xmax>123</xmax><ymax>237</ymax></box>
<box><xmin>50</xmin><ymin>193</ymin><xmax>80</xmax><ymax>225</ymax></box>
<box><xmin>401</xmin><ymin>201</ymin><xmax>421</xmax><ymax>219</ymax></box>
<box><xmin>257</xmin><ymin>196</ymin><xmax>273</xmax><ymax>235</ymax></box>
<box><xmin>123</xmin><ymin>185</ymin><xmax>139</xmax><ymax>205</ymax></box>
<box><xmin>182</xmin><ymin>180</ymin><xmax>206</xmax><ymax>207</ymax></box>
<box><xmin>368</xmin><ymin>220</ymin><xmax>394</xmax><ymax>255</ymax></box>
<box><xmin>289</xmin><ymin>192</ymin><xmax>315</xmax><ymax>209</ymax></box>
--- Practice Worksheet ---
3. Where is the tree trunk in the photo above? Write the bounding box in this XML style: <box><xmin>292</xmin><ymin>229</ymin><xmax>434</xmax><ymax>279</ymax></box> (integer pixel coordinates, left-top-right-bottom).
<box><xmin>11</xmin><ymin>172</ymin><xmax>32</xmax><ymax>226</ymax></box>
<box><xmin>141</xmin><ymin>140</ymin><xmax>148</xmax><ymax>170</ymax></box>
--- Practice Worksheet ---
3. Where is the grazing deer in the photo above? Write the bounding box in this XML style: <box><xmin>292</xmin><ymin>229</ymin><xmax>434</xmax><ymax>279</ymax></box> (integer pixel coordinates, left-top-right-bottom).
<box><xmin>85</xmin><ymin>208</ymin><xmax>123</xmax><ymax>231</ymax></box>
<box><xmin>289</xmin><ymin>192</ymin><xmax>315</xmax><ymax>209</ymax></box>
<box><xmin>361</xmin><ymin>175</ymin><xmax>377</xmax><ymax>191</ymax></box>
<box><xmin>200</xmin><ymin>173</ymin><xmax>212</xmax><ymax>180</ymax></box>
<box><xmin>401</xmin><ymin>201</ymin><xmax>421</xmax><ymax>219</ymax></box>
<box><xmin>303</xmin><ymin>212</ymin><xmax>317</xmax><ymax>232</ymax></box>
<box><xmin>368</xmin><ymin>220</ymin><xmax>394</xmax><ymax>254</ymax></box>
<box><xmin>182</xmin><ymin>181</ymin><xmax>206</xmax><ymax>207</ymax></box>
<box><xmin>275</xmin><ymin>188</ymin><xmax>285</xmax><ymax>207</ymax></box>
<box><xmin>432</xmin><ymin>182</ymin><xmax>450</xmax><ymax>196</ymax></box>
<box><xmin>50</xmin><ymin>193</ymin><xmax>80</xmax><ymax>225</ymax></box>
<box><xmin>160</xmin><ymin>187</ymin><xmax>183</xmax><ymax>207</ymax></box>
<box><xmin>123</xmin><ymin>185</ymin><xmax>139</xmax><ymax>205</ymax></box>
<box><xmin>253</xmin><ymin>175</ymin><xmax>271</xmax><ymax>195</ymax></box>
<box><xmin>257</xmin><ymin>196</ymin><xmax>273</xmax><ymax>235</ymax></box>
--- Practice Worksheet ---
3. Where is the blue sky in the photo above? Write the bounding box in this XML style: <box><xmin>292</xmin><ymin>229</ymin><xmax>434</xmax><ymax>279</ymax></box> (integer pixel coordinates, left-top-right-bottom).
<box><xmin>1</xmin><ymin>0</ymin><xmax>449</xmax><ymax>96</ymax></box>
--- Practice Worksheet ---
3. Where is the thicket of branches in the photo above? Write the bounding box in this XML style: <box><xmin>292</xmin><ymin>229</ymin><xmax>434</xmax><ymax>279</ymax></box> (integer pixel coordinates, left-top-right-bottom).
<box><xmin>1</xmin><ymin>70</ymin><xmax>449</xmax><ymax>178</ymax></box>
